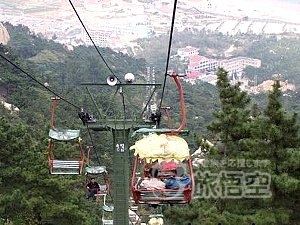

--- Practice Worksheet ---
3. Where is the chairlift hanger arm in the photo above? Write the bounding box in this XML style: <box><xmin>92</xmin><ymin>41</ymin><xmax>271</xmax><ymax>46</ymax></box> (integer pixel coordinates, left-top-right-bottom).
<box><xmin>85</xmin><ymin>87</ymin><xmax>104</xmax><ymax>120</ymax></box>
<box><xmin>50</xmin><ymin>96</ymin><xmax>60</xmax><ymax>129</ymax></box>
<box><xmin>170</xmin><ymin>72</ymin><xmax>186</xmax><ymax>132</ymax></box>
<box><xmin>160</xmin><ymin>72</ymin><xmax>186</xmax><ymax>133</ymax></box>
<box><xmin>139</xmin><ymin>85</ymin><xmax>160</xmax><ymax>120</ymax></box>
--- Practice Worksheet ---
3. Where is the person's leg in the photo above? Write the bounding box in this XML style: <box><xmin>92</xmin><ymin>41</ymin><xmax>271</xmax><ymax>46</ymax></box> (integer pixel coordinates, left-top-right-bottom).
<box><xmin>92</xmin><ymin>189</ymin><xmax>97</xmax><ymax>200</ymax></box>
<box><xmin>87</xmin><ymin>189</ymin><xmax>95</xmax><ymax>199</ymax></box>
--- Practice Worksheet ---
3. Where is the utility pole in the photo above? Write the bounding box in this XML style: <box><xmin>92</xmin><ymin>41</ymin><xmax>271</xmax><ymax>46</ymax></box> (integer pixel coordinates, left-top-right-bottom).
<box><xmin>81</xmin><ymin>81</ymin><xmax>161</xmax><ymax>225</ymax></box>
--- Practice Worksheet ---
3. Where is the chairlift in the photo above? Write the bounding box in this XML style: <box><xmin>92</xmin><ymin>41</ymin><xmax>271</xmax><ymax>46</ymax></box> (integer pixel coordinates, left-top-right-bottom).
<box><xmin>102</xmin><ymin>204</ymin><xmax>114</xmax><ymax>225</ymax></box>
<box><xmin>85</xmin><ymin>146</ymin><xmax>111</xmax><ymax>198</ymax></box>
<box><xmin>101</xmin><ymin>205</ymin><xmax>140</xmax><ymax>225</ymax></box>
<box><xmin>47</xmin><ymin>96</ymin><xmax>84</xmax><ymax>175</ymax></box>
<box><xmin>85</xmin><ymin>165</ymin><xmax>110</xmax><ymax>201</ymax></box>
<box><xmin>130</xmin><ymin>135</ymin><xmax>194</xmax><ymax>205</ymax></box>
<box><xmin>130</xmin><ymin>73</ymin><xmax>195</xmax><ymax>205</ymax></box>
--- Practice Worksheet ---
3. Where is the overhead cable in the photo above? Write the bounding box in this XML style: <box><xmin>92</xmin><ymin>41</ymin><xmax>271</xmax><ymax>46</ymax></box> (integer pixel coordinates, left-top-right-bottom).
<box><xmin>1</xmin><ymin>52</ymin><xmax>106</xmax><ymax>167</ymax></box>
<box><xmin>0</xmin><ymin>53</ymin><xmax>81</xmax><ymax>110</ymax></box>
<box><xmin>158</xmin><ymin>0</ymin><xmax>178</xmax><ymax>110</ymax></box>
<box><xmin>68</xmin><ymin>0</ymin><xmax>121</xmax><ymax>83</ymax></box>
<box><xmin>86</xmin><ymin>124</ymin><xmax>103</xmax><ymax>166</ymax></box>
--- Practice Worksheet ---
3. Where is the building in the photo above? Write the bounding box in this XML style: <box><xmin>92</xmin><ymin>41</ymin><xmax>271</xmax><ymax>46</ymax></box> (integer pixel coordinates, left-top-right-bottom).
<box><xmin>219</xmin><ymin>57</ymin><xmax>261</xmax><ymax>76</ymax></box>
<box><xmin>82</xmin><ymin>29</ymin><xmax>112</xmax><ymax>47</ymax></box>
<box><xmin>187</xmin><ymin>55</ymin><xmax>219</xmax><ymax>72</ymax></box>
<box><xmin>177</xmin><ymin>46</ymin><xmax>199</xmax><ymax>59</ymax></box>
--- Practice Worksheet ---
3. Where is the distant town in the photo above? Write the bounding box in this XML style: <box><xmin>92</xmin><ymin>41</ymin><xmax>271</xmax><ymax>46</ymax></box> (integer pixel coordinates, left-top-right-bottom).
<box><xmin>175</xmin><ymin>45</ymin><xmax>295</xmax><ymax>94</ymax></box>
<box><xmin>0</xmin><ymin>0</ymin><xmax>298</xmax><ymax>93</ymax></box>
<box><xmin>1</xmin><ymin>0</ymin><xmax>300</xmax><ymax>50</ymax></box>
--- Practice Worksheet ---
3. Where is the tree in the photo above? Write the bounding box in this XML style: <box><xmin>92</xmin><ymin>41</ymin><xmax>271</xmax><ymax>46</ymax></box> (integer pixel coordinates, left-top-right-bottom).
<box><xmin>0</xmin><ymin>117</ymin><xmax>101</xmax><ymax>225</ymax></box>
<box><xmin>257</xmin><ymin>80</ymin><xmax>300</xmax><ymax>224</ymax></box>
<box><xmin>207</xmin><ymin>68</ymin><xmax>252</xmax><ymax>156</ymax></box>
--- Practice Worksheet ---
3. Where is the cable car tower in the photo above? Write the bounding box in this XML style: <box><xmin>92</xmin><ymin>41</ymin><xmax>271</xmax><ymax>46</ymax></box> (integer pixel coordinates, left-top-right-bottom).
<box><xmin>81</xmin><ymin>73</ymin><xmax>161</xmax><ymax>225</ymax></box>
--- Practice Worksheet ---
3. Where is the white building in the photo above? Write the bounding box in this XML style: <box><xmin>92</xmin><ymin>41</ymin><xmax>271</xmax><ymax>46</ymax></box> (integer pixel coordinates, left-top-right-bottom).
<box><xmin>177</xmin><ymin>46</ymin><xmax>199</xmax><ymax>59</ymax></box>
<box><xmin>82</xmin><ymin>29</ymin><xmax>112</xmax><ymax>47</ymax></box>
<box><xmin>219</xmin><ymin>57</ymin><xmax>261</xmax><ymax>76</ymax></box>
<box><xmin>187</xmin><ymin>55</ymin><xmax>219</xmax><ymax>72</ymax></box>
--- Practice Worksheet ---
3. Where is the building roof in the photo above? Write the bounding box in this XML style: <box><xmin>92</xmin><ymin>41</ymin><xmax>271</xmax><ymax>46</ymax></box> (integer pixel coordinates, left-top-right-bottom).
<box><xmin>186</xmin><ymin>71</ymin><xmax>205</xmax><ymax>79</ymax></box>
<box><xmin>189</xmin><ymin>55</ymin><xmax>208</xmax><ymax>63</ymax></box>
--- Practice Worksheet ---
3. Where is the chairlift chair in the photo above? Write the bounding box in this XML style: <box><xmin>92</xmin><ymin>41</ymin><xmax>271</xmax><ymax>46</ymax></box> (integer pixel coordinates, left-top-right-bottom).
<box><xmin>48</xmin><ymin>129</ymin><xmax>84</xmax><ymax>175</ymax></box>
<box><xmin>131</xmin><ymin>153</ymin><xmax>194</xmax><ymax>205</ymax></box>
<box><xmin>47</xmin><ymin>96</ymin><xmax>84</xmax><ymax>175</ymax></box>
<box><xmin>101</xmin><ymin>205</ymin><xmax>140</xmax><ymax>225</ymax></box>
<box><xmin>130</xmin><ymin>72</ymin><xmax>195</xmax><ymax>205</ymax></box>
<box><xmin>102</xmin><ymin>205</ymin><xmax>114</xmax><ymax>225</ymax></box>
<box><xmin>85</xmin><ymin>165</ymin><xmax>110</xmax><ymax>202</ymax></box>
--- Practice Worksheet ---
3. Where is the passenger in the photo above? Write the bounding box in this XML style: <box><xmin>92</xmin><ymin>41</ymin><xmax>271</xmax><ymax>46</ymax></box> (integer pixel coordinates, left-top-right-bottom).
<box><xmin>140</xmin><ymin>168</ymin><xmax>165</xmax><ymax>190</ymax></box>
<box><xmin>161</xmin><ymin>161</ymin><xmax>178</xmax><ymax>171</ymax></box>
<box><xmin>144</xmin><ymin>161</ymin><xmax>161</xmax><ymax>175</ymax></box>
<box><xmin>148</xmin><ymin>217</ymin><xmax>164</xmax><ymax>225</ymax></box>
<box><xmin>86</xmin><ymin>178</ymin><xmax>100</xmax><ymax>200</ymax></box>
<box><xmin>165</xmin><ymin>166</ymin><xmax>191</xmax><ymax>189</ymax></box>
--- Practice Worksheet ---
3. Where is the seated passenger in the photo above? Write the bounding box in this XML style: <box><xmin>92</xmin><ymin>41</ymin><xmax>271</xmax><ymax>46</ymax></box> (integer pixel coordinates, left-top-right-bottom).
<box><xmin>144</xmin><ymin>160</ymin><xmax>161</xmax><ymax>177</ymax></box>
<box><xmin>165</xmin><ymin>166</ymin><xmax>191</xmax><ymax>189</ymax></box>
<box><xmin>161</xmin><ymin>160</ymin><xmax>178</xmax><ymax>172</ymax></box>
<box><xmin>148</xmin><ymin>217</ymin><xmax>164</xmax><ymax>225</ymax></box>
<box><xmin>86</xmin><ymin>178</ymin><xmax>100</xmax><ymax>200</ymax></box>
<box><xmin>140</xmin><ymin>168</ymin><xmax>165</xmax><ymax>190</ymax></box>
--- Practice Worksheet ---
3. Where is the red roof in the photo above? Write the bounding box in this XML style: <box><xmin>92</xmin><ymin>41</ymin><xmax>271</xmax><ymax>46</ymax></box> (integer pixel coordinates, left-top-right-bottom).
<box><xmin>189</xmin><ymin>55</ymin><xmax>208</xmax><ymax>64</ymax></box>
<box><xmin>186</xmin><ymin>71</ymin><xmax>205</xmax><ymax>79</ymax></box>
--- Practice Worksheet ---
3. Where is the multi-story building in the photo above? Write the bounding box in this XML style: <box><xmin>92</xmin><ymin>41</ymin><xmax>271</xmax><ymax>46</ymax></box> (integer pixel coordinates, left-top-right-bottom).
<box><xmin>177</xmin><ymin>46</ymin><xmax>199</xmax><ymax>59</ymax></box>
<box><xmin>219</xmin><ymin>57</ymin><xmax>261</xmax><ymax>76</ymax></box>
<box><xmin>187</xmin><ymin>55</ymin><xmax>219</xmax><ymax>72</ymax></box>
<box><xmin>81</xmin><ymin>20</ymin><xmax>151</xmax><ymax>47</ymax></box>
<box><xmin>82</xmin><ymin>29</ymin><xmax>112</xmax><ymax>47</ymax></box>
<box><xmin>183</xmin><ymin>47</ymin><xmax>262</xmax><ymax>86</ymax></box>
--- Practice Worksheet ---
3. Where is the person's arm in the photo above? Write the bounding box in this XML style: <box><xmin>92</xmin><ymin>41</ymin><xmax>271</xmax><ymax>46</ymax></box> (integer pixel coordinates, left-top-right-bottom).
<box><xmin>139</xmin><ymin>179</ymin><xmax>149</xmax><ymax>189</ymax></box>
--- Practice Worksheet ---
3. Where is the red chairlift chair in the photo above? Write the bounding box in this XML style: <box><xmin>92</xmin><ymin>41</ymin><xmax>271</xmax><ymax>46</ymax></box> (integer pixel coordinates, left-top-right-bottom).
<box><xmin>131</xmin><ymin>156</ymin><xmax>194</xmax><ymax>205</ymax></box>
<box><xmin>47</xmin><ymin>96</ymin><xmax>84</xmax><ymax>175</ymax></box>
<box><xmin>130</xmin><ymin>72</ymin><xmax>195</xmax><ymax>205</ymax></box>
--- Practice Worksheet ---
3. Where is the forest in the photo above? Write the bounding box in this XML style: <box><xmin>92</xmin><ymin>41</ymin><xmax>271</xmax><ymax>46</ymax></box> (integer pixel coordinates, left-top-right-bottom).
<box><xmin>0</xmin><ymin>22</ymin><xmax>299</xmax><ymax>225</ymax></box>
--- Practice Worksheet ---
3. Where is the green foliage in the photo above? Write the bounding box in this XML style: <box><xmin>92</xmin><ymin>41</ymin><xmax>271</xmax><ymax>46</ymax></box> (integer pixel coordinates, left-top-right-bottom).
<box><xmin>244</xmin><ymin>36</ymin><xmax>300</xmax><ymax>85</ymax></box>
<box><xmin>168</xmin><ymin>70</ymin><xmax>300</xmax><ymax>225</ymax></box>
<box><xmin>1</xmin><ymin>22</ymin><xmax>300</xmax><ymax>225</ymax></box>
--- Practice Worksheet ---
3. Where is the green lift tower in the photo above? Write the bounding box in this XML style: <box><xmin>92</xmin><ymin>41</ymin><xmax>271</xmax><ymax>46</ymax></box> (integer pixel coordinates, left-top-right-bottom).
<box><xmin>81</xmin><ymin>81</ymin><xmax>161</xmax><ymax>225</ymax></box>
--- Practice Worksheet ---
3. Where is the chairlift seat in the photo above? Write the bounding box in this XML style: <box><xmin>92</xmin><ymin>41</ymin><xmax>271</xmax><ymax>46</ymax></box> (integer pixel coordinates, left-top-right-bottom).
<box><xmin>49</xmin><ymin>159</ymin><xmax>83</xmax><ymax>175</ymax></box>
<box><xmin>135</xmin><ymin>188</ymin><xmax>191</xmax><ymax>204</ymax></box>
<box><xmin>102</xmin><ymin>220</ymin><xmax>113</xmax><ymax>225</ymax></box>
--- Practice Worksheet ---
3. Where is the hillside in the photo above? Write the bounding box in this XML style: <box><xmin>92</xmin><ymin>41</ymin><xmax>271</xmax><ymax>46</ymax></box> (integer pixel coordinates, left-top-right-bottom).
<box><xmin>0</xmin><ymin>22</ymin><xmax>9</xmax><ymax>44</ymax></box>
<box><xmin>0</xmin><ymin>23</ymin><xmax>299</xmax><ymax>225</ymax></box>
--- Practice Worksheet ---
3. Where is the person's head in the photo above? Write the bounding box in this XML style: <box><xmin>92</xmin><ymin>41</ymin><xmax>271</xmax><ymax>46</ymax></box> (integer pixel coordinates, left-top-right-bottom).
<box><xmin>90</xmin><ymin>178</ymin><xmax>96</xmax><ymax>183</ymax></box>
<box><xmin>149</xmin><ymin>168</ymin><xmax>159</xmax><ymax>178</ymax></box>
<box><xmin>175</xmin><ymin>166</ymin><xmax>184</xmax><ymax>177</ymax></box>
